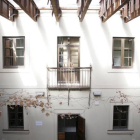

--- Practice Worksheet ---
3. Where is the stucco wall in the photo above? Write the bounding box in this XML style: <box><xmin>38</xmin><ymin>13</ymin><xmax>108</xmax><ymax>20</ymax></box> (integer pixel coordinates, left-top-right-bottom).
<box><xmin>0</xmin><ymin>10</ymin><xmax>140</xmax><ymax>140</ymax></box>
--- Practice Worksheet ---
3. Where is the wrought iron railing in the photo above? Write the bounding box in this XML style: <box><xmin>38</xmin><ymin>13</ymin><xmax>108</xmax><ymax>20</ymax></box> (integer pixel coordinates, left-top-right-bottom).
<box><xmin>47</xmin><ymin>67</ymin><xmax>92</xmax><ymax>89</ymax></box>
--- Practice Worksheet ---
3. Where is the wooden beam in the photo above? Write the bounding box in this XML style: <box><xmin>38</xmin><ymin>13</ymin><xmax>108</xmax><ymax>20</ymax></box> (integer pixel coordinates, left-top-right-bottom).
<box><xmin>13</xmin><ymin>0</ymin><xmax>40</xmax><ymax>21</ymax></box>
<box><xmin>50</xmin><ymin>0</ymin><xmax>62</xmax><ymax>22</ymax></box>
<box><xmin>121</xmin><ymin>0</ymin><xmax>140</xmax><ymax>23</ymax></box>
<box><xmin>99</xmin><ymin>0</ymin><xmax>130</xmax><ymax>22</ymax></box>
<box><xmin>78</xmin><ymin>0</ymin><xmax>92</xmax><ymax>22</ymax></box>
<box><xmin>0</xmin><ymin>0</ymin><xmax>18</xmax><ymax>21</ymax></box>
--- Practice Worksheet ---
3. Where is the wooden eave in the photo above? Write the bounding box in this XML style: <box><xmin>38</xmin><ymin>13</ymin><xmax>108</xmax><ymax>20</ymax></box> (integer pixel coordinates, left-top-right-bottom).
<box><xmin>121</xmin><ymin>0</ymin><xmax>140</xmax><ymax>23</ymax></box>
<box><xmin>0</xmin><ymin>0</ymin><xmax>18</xmax><ymax>21</ymax></box>
<box><xmin>78</xmin><ymin>0</ymin><xmax>92</xmax><ymax>22</ymax></box>
<box><xmin>50</xmin><ymin>0</ymin><xmax>62</xmax><ymax>22</ymax></box>
<box><xmin>99</xmin><ymin>0</ymin><xmax>130</xmax><ymax>22</ymax></box>
<box><xmin>13</xmin><ymin>0</ymin><xmax>40</xmax><ymax>22</ymax></box>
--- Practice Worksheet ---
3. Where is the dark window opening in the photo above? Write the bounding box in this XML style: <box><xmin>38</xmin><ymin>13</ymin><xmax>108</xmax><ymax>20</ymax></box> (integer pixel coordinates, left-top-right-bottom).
<box><xmin>8</xmin><ymin>105</ymin><xmax>24</xmax><ymax>129</ymax></box>
<box><xmin>113</xmin><ymin>106</ymin><xmax>129</xmax><ymax>130</ymax></box>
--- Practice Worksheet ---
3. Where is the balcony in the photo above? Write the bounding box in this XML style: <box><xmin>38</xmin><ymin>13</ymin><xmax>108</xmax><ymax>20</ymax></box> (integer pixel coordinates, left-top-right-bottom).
<box><xmin>47</xmin><ymin>67</ymin><xmax>92</xmax><ymax>90</ymax></box>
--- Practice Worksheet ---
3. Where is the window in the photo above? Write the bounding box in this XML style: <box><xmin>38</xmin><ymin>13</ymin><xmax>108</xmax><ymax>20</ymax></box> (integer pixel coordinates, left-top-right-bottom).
<box><xmin>8</xmin><ymin>105</ymin><xmax>24</xmax><ymax>129</ymax></box>
<box><xmin>58</xmin><ymin>37</ymin><xmax>80</xmax><ymax>68</ymax></box>
<box><xmin>3</xmin><ymin>37</ymin><xmax>25</xmax><ymax>68</ymax></box>
<box><xmin>113</xmin><ymin>106</ymin><xmax>129</xmax><ymax>130</ymax></box>
<box><xmin>112</xmin><ymin>38</ymin><xmax>134</xmax><ymax>68</ymax></box>
<box><xmin>57</xmin><ymin>37</ymin><xmax>80</xmax><ymax>83</ymax></box>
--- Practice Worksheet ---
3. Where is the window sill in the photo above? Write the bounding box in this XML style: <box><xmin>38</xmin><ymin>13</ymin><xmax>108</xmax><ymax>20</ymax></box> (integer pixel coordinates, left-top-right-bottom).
<box><xmin>108</xmin><ymin>67</ymin><xmax>138</xmax><ymax>73</ymax></box>
<box><xmin>107</xmin><ymin>130</ymin><xmax>134</xmax><ymax>135</ymax></box>
<box><xmin>3</xmin><ymin>129</ymin><xmax>30</xmax><ymax>134</ymax></box>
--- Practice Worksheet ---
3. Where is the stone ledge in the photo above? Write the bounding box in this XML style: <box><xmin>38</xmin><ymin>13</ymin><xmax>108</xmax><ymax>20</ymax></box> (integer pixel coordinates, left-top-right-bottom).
<box><xmin>107</xmin><ymin>130</ymin><xmax>134</xmax><ymax>135</ymax></box>
<box><xmin>3</xmin><ymin>129</ymin><xmax>30</xmax><ymax>134</ymax></box>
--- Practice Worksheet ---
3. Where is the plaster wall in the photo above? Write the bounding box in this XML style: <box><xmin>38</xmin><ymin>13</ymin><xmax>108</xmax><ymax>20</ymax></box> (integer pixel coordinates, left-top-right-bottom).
<box><xmin>0</xmin><ymin>10</ymin><xmax>140</xmax><ymax>140</ymax></box>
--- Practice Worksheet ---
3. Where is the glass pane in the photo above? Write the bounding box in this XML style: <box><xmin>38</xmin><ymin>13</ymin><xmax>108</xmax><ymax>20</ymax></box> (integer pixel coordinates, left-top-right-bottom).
<box><xmin>16</xmin><ymin>39</ymin><xmax>24</xmax><ymax>47</ymax></box>
<box><xmin>121</xmin><ymin>120</ymin><xmax>127</xmax><ymax>127</ymax></box>
<box><xmin>70</xmin><ymin>48</ymin><xmax>78</xmax><ymax>67</ymax></box>
<box><xmin>9</xmin><ymin>113</ymin><xmax>16</xmax><ymax>119</ymax></box>
<box><xmin>122</xmin><ymin>106</ymin><xmax>128</xmax><ymax>111</ymax></box>
<box><xmin>16</xmin><ymin>58</ymin><xmax>24</xmax><ymax>65</ymax></box>
<box><xmin>18</xmin><ymin>113</ymin><xmax>23</xmax><ymax>119</ymax></box>
<box><xmin>9</xmin><ymin>106</ymin><xmax>16</xmax><ymax>112</ymax></box>
<box><xmin>124</xmin><ymin>58</ymin><xmax>128</xmax><ymax>66</ymax></box>
<box><xmin>129</xmin><ymin>58</ymin><xmax>131</xmax><ymax>66</ymax></box>
<box><xmin>113</xmin><ymin>120</ymin><xmax>119</xmax><ymax>126</ymax></box>
<box><xmin>59</xmin><ymin>48</ymin><xmax>68</xmax><ymax>67</ymax></box>
<box><xmin>5</xmin><ymin>39</ymin><xmax>13</xmax><ymax>47</ymax></box>
<box><xmin>113</xmin><ymin>57</ymin><xmax>121</xmax><ymax>66</ymax></box>
<box><xmin>114</xmin><ymin>106</ymin><xmax>118</xmax><ymax>112</ymax></box>
<box><xmin>16</xmin><ymin>49</ymin><xmax>24</xmax><ymax>56</ymax></box>
<box><xmin>18</xmin><ymin>106</ymin><xmax>23</xmax><ymax>112</ymax></box>
<box><xmin>124</xmin><ymin>50</ymin><xmax>128</xmax><ymax>57</ymax></box>
<box><xmin>114</xmin><ymin>39</ymin><xmax>121</xmax><ymax>48</ymax></box>
<box><xmin>114</xmin><ymin>113</ymin><xmax>119</xmax><ymax>119</ymax></box>
<box><xmin>113</xmin><ymin>50</ymin><xmax>121</xmax><ymax>57</ymax></box>
<box><xmin>121</xmin><ymin>113</ymin><xmax>127</xmax><ymax>119</ymax></box>
<box><xmin>124</xmin><ymin>50</ymin><xmax>132</xmax><ymax>57</ymax></box>
<box><xmin>9</xmin><ymin>120</ymin><xmax>16</xmax><ymax>127</ymax></box>
<box><xmin>17</xmin><ymin>120</ymin><xmax>23</xmax><ymax>126</ymax></box>
<box><xmin>125</xmin><ymin>39</ymin><xmax>133</xmax><ymax>49</ymax></box>
<box><xmin>5</xmin><ymin>49</ymin><xmax>13</xmax><ymax>57</ymax></box>
<box><xmin>5</xmin><ymin>58</ymin><xmax>14</xmax><ymax>66</ymax></box>
<box><xmin>73</xmin><ymin>64</ymin><xmax>78</xmax><ymax>67</ymax></box>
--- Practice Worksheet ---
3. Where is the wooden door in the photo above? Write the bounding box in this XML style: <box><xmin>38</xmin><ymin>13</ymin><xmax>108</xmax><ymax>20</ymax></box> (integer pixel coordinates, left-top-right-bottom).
<box><xmin>77</xmin><ymin>116</ymin><xmax>85</xmax><ymax>140</ymax></box>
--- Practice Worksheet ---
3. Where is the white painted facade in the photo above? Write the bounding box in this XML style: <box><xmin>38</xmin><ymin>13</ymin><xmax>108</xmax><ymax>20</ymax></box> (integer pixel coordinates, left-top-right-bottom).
<box><xmin>0</xmin><ymin>9</ymin><xmax>140</xmax><ymax>140</ymax></box>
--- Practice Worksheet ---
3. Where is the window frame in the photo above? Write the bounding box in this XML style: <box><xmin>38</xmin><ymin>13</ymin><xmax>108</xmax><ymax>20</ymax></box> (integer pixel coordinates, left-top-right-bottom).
<box><xmin>57</xmin><ymin>36</ymin><xmax>80</xmax><ymax>84</ymax></box>
<box><xmin>3</xmin><ymin>36</ymin><xmax>25</xmax><ymax>68</ymax></box>
<box><xmin>8</xmin><ymin>105</ymin><xmax>24</xmax><ymax>129</ymax></box>
<box><xmin>57</xmin><ymin>36</ymin><xmax>80</xmax><ymax>68</ymax></box>
<box><xmin>112</xmin><ymin>37</ymin><xmax>134</xmax><ymax>69</ymax></box>
<box><xmin>113</xmin><ymin>105</ymin><xmax>129</xmax><ymax>130</ymax></box>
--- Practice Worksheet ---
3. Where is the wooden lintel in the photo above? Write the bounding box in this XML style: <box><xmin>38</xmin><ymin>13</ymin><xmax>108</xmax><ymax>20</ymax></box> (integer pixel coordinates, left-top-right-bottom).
<box><xmin>100</xmin><ymin>0</ymin><xmax>130</xmax><ymax>22</ymax></box>
<box><xmin>50</xmin><ymin>0</ymin><xmax>62</xmax><ymax>22</ymax></box>
<box><xmin>0</xmin><ymin>0</ymin><xmax>18</xmax><ymax>21</ymax></box>
<box><xmin>78</xmin><ymin>0</ymin><xmax>92</xmax><ymax>22</ymax></box>
<box><xmin>13</xmin><ymin>0</ymin><xmax>40</xmax><ymax>22</ymax></box>
<box><xmin>121</xmin><ymin>0</ymin><xmax>140</xmax><ymax>23</ymax></box>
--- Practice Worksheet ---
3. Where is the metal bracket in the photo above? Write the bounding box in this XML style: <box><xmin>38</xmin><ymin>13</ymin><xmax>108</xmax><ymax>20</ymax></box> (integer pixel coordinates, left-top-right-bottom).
<box><xmin>88</xmin><ymin>90</ymin><xmax>91</xmax><ymax>106</ymax></box>
<box><xmin>68</xmin><ymin>89</ymin><xmax>70</xmax><ymax>106</ymax></box>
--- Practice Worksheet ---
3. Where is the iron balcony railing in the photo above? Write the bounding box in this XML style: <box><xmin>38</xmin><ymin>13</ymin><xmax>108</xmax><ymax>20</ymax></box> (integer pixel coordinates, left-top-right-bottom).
<box><xmin>47</xmin><ymin>67</ymin><xmax>92</xmax><ymax>90</ymax></box>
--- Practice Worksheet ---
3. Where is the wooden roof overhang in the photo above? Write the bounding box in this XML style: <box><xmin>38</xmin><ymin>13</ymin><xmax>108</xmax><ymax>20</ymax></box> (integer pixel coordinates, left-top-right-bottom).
<box><xmin>0</xmin><ymin>0</ymin><xmax>140</xmax><ymax>23</ymax></box>
<box><xmin>0</xmin><ymin>0</ymin><xmax>18</xmax><ymax>21</ymax></box>
<box><xmin>99</xmin><ymin>0</ymin><xmax>130</xmax><ymax>22</ymax></box>
<box><xmin>49</xmin><ymin>0</ymin><xmax>62</xmax><ymax>22</ymax></box>
<box><xmin>13</xmin><ymin>0</ymin><xmax>40</xmax><ymax>21</ymax></box>
<box><xmin>77</xmin><ymin>0</ymin><xmax>92</xmax><ymax>22</ymax></box>
<box><xmin>121</xmin><ymin>0</ymin><xmax>140</xmax><ymax>23</ymax></box>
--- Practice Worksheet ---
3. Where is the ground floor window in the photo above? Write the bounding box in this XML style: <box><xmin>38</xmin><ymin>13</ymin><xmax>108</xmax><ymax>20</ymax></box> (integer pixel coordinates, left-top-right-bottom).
<box><xmin>113</xmin><ymin>106</ymin><xmax>129</xmax><ymax>130</ymax></box>
<box><xmin>8</xmin><ymin>105</ymin><xmax>24</xmax><ymax>129</ymax></box>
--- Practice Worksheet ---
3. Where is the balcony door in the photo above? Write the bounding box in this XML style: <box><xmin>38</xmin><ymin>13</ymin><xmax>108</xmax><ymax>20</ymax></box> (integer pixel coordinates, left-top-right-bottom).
<box><xmin>57</xmin><ymin>37</ymin><xmax>80</xmax><ymax>85</ymax></box>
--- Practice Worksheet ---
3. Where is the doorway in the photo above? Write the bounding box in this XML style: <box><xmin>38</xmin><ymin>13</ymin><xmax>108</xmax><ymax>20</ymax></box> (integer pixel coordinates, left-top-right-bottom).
<box><xmin>58</xmin><ymin>114</ymin><xmax>85</xmax><ymax>140</ymax></box>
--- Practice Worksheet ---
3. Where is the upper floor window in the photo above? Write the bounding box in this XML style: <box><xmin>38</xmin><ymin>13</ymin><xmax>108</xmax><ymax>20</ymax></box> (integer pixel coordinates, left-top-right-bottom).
<box><xmin>57</xmin><ymin>37</ymin><xmax>80</xmax><ymax>84</ymax></box>
<box><xmin>3</xmin><ymin>37</ymin><xmax>25</xmax><ymax>68</ymax></box>
<box><xmin>8</xmin><ymin>105</ymin><xmax>24</xmax><ymax>129</ymax></box>
<box><xmin>112</xmin><ymin>38</ymin><xmax>134</xmax><ymax>68</ymax></box>
<box><xmin>113</xmin><ymin>106</ymin><xmax>129</xmax><ymax>130</ymax></box>
<box><xmin>58</xmin><ymin>37</ymin><xmax>80</xmax><ymax>68</ymax></box>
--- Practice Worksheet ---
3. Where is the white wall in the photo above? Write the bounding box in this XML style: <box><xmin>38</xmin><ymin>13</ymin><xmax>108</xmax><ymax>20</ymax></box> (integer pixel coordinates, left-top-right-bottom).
<box><xmin>0</xmin><ymin>10</ymin><xmax>140</xmax><ymax>140</ymax></box>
